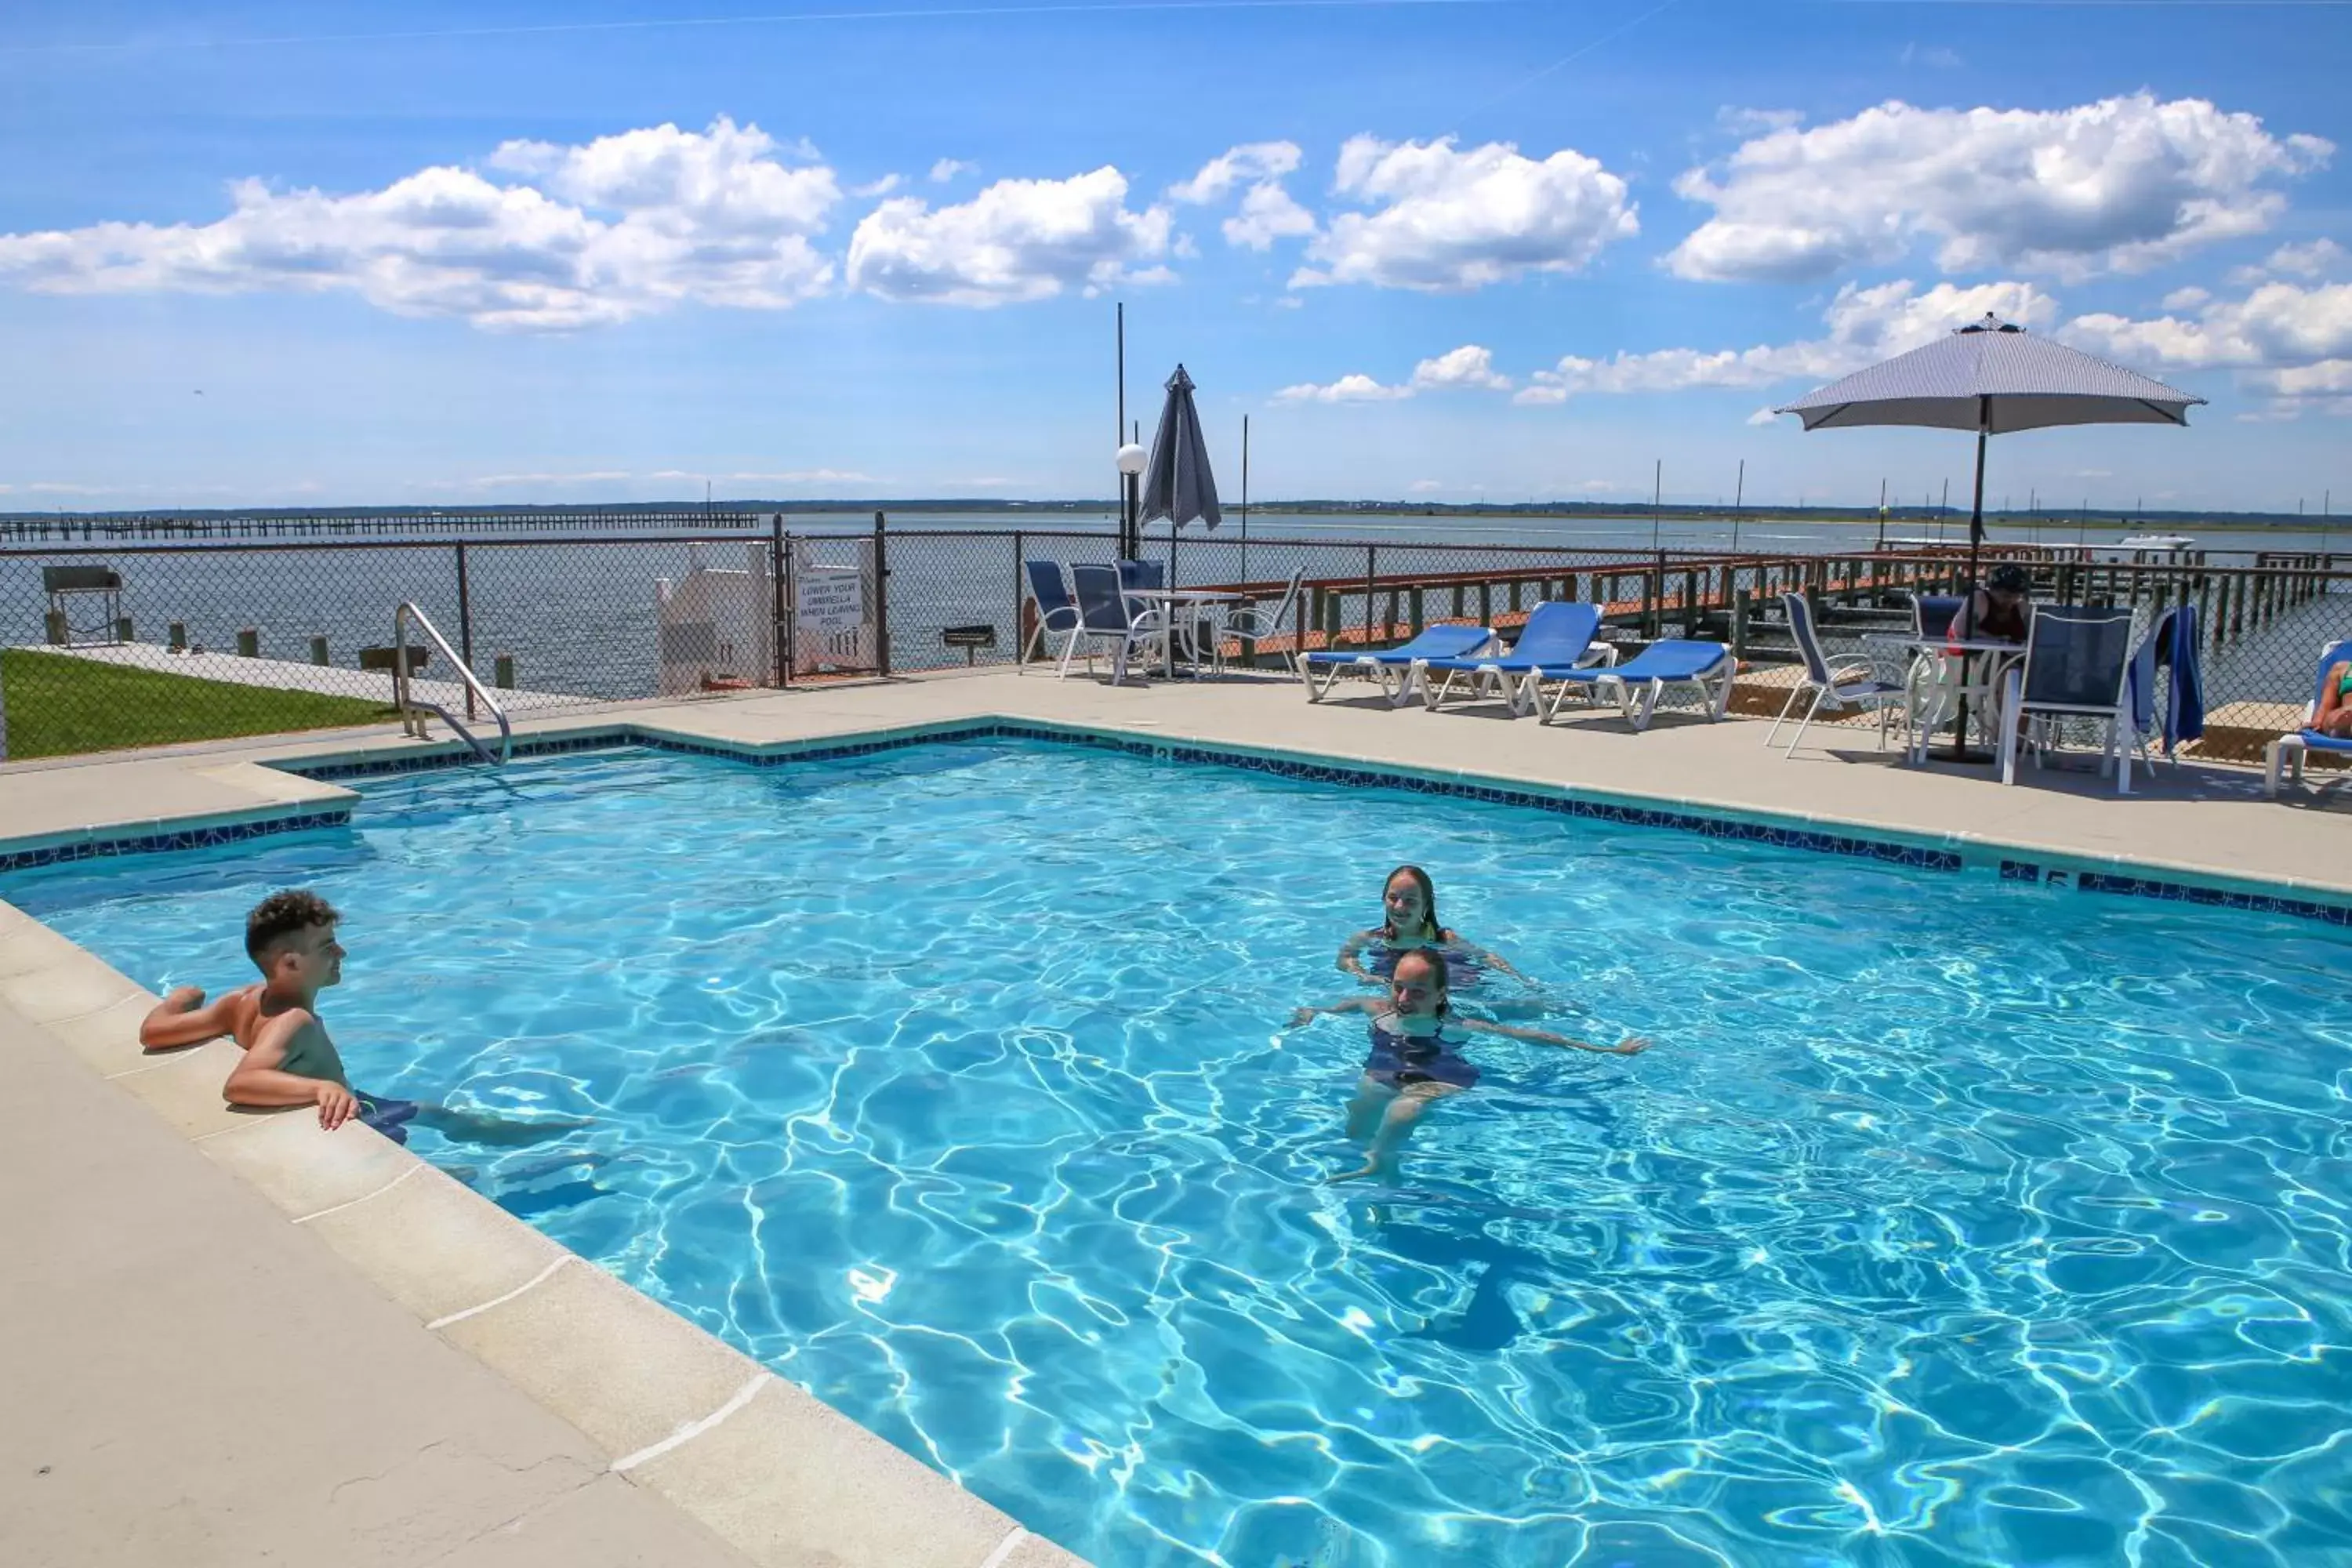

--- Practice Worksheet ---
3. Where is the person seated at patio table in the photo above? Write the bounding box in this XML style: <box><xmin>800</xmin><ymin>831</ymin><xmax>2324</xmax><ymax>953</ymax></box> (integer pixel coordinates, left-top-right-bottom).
<box><xmin>1337</xmin><ymin>864</ymin><xmax>1531</xmax><ymax>990</ymax></box>
<box><xmin>2317</xmin><ymin>655</ymin><xmax>2352</xmax><ymax>739</ymax></box>
<box><xmin>1947</xmin><ymin>562</ymin><xmax>2032</xmax><ymax>647</ymax></box>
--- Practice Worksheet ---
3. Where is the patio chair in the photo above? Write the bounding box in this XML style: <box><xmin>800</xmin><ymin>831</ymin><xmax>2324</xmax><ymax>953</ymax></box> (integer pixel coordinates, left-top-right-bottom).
<box><xmin>1020</xmin><ymin>560</ymin><xmax>1083</xmax><ymax>675</ymax></box>
<box><xmin>1530</xmin><ymin>639</ymin><xmax>1737</xmax><ymax>731</ymax></box>
<box><xmin>1911</xmin><ymin>593</ymin><xmax>1965</xmax><ymax>640</ymax></box>
<box><xmin>1062</xmin><ymin>563</ymin><xmax>1171</xmax><ymax>684</ymax></box>
<box><xmin>1305</xmin><ymin>622</ymin><xmax>1497</xmax><ymax>706</ymax></box>
<box><xmin>1417</xmin><ymin>601</ymin><xmax>1615</xmax><ymax>713</ymax></box>
<box><xmin>1213</xmin><ymin>570</ymin><xmax>1307</xmax><ymax>678</ymax></box>
<box><xmin>1997</xmin><ymin>606</ymin><xmax>2140</xmax><ymax>793</ymax></box>
<box><xmin>1765</xmin><ymin>591</ymin><xmax>1907</xmax><ymax>757</ymax></box>
<box><xmin>2263</xmin><ymin>637</ymin><xmax>2352</xmax><ymax>798</ymax></box>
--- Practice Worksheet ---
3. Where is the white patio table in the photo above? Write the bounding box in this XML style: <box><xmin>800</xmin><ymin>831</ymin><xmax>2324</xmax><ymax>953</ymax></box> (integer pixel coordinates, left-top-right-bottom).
<box><xmin>1123</xmin><ymin>587</ymin><xmax>1247</xmax><ymax>680</ymax></box>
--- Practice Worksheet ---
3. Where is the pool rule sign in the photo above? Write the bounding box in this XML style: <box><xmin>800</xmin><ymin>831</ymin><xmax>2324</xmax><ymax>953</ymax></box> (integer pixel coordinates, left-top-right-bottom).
<box><xmin>795</xmin><ymin>568</ymin><xmax>864</xmax><ymax>637</ymax></box>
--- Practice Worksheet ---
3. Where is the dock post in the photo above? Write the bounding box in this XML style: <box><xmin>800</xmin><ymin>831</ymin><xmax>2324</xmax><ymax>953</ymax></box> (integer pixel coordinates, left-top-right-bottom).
<box><xmin>310</xmin><ymin>635</ymin><xmax>330</xmax><ymax>666</ymax></box>
<box><xmin>1733</xmin><ymin>589</ymin><xmax>1751</xmax><ymax>659</ymax></box>
<box><xmin>236</xmin><ymin>628</ymin><xmax>259</xmax><ymax>658</ymax></box>
<box><xmin>495</xmin><ymin>654</ymin><xmax>515</xmax><ymax>689</ymax></box>
<box><xmin>169</xmin><ymin>621</ymin><xmax>187</xmax><ymax>652</ymax></box>
<box><xmin>115</xmin><ymin>616</ymin><xmax>133</xmax><ymax>644</ymax></box>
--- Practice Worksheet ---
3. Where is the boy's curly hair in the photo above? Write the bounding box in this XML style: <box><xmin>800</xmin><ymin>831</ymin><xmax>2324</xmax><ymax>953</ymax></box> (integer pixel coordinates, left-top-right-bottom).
<box><xmin>245</xmin><ymin>889</ymin><xmax>340</xmax><ymax>966</ymax></box>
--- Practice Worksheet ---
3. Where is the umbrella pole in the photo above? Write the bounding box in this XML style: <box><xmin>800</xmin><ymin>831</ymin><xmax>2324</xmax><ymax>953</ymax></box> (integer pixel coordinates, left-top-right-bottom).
<box><xmin>1951</xmin><ymin>397</ymin><xmax>1991</xmax><ymax>763</ymax></box>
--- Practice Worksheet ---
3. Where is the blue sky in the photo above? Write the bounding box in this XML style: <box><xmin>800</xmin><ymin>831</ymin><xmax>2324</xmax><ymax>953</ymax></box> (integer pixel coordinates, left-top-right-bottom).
<box><xmin>2</xmin><ymin>0</ymin><xmax>2349</xmax><ymax>512</ymax></box>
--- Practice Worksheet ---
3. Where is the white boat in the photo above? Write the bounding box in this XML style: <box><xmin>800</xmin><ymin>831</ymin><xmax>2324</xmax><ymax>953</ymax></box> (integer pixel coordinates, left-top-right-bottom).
<box><xmin>2117</xmin><ymin>533</ymin><xmax>2195</xmax><ymax>551</ymax></box>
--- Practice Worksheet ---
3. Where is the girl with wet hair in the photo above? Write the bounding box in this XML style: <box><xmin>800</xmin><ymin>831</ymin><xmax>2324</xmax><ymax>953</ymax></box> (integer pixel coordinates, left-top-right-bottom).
<box><xmin>1335</xmin><ymin>863</ymin><xmax>1530</xmax><ymax>989</ymax></box>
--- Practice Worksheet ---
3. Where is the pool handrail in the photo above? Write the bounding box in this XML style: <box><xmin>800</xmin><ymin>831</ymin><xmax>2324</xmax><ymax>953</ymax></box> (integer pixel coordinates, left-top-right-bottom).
<box><xmin>393</xmin><ymin>601</ymin><xmax>512</xmax><ymax>764</ymax></box>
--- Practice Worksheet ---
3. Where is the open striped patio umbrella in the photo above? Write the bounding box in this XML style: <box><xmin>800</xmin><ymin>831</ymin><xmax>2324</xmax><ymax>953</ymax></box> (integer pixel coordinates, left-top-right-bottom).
<box><xmin>1775</xmin><ymin>314</ymin><xmax>2205</xmax><ymax>586</ymax></box>
<box><xmin>1775</xmin><ymin>314</ymin><xmax>2204</xmax><ymax>762</ymax></box>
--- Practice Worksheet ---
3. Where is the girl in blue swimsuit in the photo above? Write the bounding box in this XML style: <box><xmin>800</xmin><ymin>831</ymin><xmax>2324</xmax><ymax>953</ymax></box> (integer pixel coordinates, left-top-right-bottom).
<box><xmin>1290</xmin><ymin>947</ymin><xmax>1651</xmax><ymax>1183</ymax></box>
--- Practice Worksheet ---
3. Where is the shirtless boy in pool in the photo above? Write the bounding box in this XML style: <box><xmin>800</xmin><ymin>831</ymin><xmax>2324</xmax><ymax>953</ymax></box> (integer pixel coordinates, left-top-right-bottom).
<box><xmin>1291</xmin><ymin>947</ymin><xmax>1650</xmax><ymax>1183</ymax></box>
<box><xmin>140</xmin><ymin>888</ymin><xmax>586</xmax><ymax>1147</ymax></box>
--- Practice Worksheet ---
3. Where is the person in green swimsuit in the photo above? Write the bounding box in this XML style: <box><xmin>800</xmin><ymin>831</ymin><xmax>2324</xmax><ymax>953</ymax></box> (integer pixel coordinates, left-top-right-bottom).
<box><xmin>2317</xmin><ymin>659</ymin><xmax>2352</xmax><ymax>739</ymax></box>
<box><xmin>139</xmin><ymin>889</ymin><xmax>587</xmax><ymax>1146</ymax></box>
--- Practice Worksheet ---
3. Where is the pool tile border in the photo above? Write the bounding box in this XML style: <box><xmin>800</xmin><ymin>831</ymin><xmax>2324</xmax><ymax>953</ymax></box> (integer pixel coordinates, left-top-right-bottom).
<box><xmin>9</xmin><ymin>717</ymin><xmax>2350</xmax><ymax>930</ymax></box>
<box><xmin>0</xmin><ymin>806</ymin><xmax>353</xmax><ymax>874</ymax></box>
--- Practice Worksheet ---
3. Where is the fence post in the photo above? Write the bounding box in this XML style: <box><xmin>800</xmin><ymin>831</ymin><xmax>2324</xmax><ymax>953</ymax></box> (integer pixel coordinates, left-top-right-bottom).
<box><xmin>873</xmin><ymin>510</ymin><xmax>891</xmax><ymax>677</ymax></box>
<box><xmin>456</xmin><ymin>542</ymin><xmax>476</xmax><ymax>720</ymax></box>
<box><xmin>786</xmin><ymin>514</ymin><xmax>804</xmax><ymax>686</ymax></box>
<box><xmin>1733</xmin><ymin>588</ymin><xmax>1751</xmax><ymax>659</ymax></box>
<box><xmin>1363</xmin><ymin>546</ymin><xmax>1377</xmax><ymax>646</ymax></box>
<box><xmin>1011</xmin><ymin>529</ymin><xmax>1025</xmax><ymax>666</ymax></box>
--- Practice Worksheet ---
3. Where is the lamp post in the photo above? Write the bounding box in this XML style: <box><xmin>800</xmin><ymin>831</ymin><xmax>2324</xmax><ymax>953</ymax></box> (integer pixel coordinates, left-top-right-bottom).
<box><xmin>1116</xmin><ymin>441</ymin><xmax>1148</xmax><ymax>560</ymax></box>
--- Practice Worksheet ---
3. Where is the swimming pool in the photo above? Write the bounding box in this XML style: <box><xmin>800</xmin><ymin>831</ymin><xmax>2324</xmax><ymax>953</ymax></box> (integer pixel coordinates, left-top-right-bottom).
<box><xmin>10</xmin><ymin>738</ymin><xmax>2349</xmax><ymax>1567</ymax></box>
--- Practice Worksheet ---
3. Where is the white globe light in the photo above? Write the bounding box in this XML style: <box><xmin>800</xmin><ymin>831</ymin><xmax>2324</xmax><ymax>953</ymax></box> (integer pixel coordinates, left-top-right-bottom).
<box><xmin>1116</xmin><ymin>443</ymin><xmax>1148</xmax><ymax>476</ymax></box>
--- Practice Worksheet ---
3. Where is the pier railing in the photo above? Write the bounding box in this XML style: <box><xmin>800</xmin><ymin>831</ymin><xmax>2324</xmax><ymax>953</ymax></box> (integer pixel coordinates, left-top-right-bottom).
<box><xmin>2</xmin><ymin>524</ymin><xmax>2344</xmax><ymax>763</ymax></box>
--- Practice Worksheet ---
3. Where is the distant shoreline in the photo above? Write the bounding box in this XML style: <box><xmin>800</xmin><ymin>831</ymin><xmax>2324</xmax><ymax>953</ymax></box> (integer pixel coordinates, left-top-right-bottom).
<box><xmin>5</xmin><ymin>499</ymin><xmax>2344</xmax><ymax>534</ymax></box>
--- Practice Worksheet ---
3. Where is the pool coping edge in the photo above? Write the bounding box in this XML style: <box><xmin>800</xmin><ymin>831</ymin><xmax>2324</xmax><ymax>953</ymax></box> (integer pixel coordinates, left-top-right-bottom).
<box><xmin>0</xmin><ymin>901</ymin><xmax>1093</xmax><ymax>1568</ymax></box>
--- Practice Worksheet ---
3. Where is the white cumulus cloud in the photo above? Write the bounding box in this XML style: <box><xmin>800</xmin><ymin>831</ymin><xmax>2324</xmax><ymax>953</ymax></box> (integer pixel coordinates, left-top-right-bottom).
<box><xmin>2227</xmin><ymin>237</ymin><xmax>2347</xmax><ymax>285</ymax></box>
<box><xmin>845</xmin><ymin>167</ymin><xmax>1174</xmax><ymax>306</ymax></box>
<box><xmin>1171</xmin><ymin>142</ymin><xmax>1315</xmax><ymax>251</ymax></box>
<box><xmin>1171</xmin><ymin>141</ymin><xmax>1301</xmax><ymax>205</ymax></box>
<box><xmin>1668</xmin><ymin>93</ymin><xmax>2331</xmax><ymax>283</ymax></box>
<box><xmin>1410</xmin><ymin>344</ymin><xmax>1511</xmax><ymax>390</ymax></box>
<box><xmin>1292</xmin><ymin>135</ymin><xmax>1637</xmax><ymax>292</ymax></box>
<box><xmin>2062</xmin><ymin>274</ymin><xmax>2352</xmax><ymax>413</ymax></box>
<box><xmin>1275</xmin><ymin>372</ymin><xmax>1414</xmax><ymax>404</ymax></box>
<box><xmin>1225</xmin><ymin>181</ymin><xmax>1316</xmax><ymax>251</ymax></box>
<box><xmin>0</xmin><ymin>116</ymin><xmax>840</xmax><ymax>331</ymax></box>
<box><xmin>1517</xmin><ymin>279</ymin><xmax>2058</xmax><ymax>403</ymax></box>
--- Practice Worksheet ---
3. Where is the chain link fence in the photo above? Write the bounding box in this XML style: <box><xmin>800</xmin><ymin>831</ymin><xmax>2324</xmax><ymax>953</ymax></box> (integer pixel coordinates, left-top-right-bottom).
<box><xmin>4</xmin><ymin>525</ymin><xmax>2344</xmax><ymax>764</ymax></box>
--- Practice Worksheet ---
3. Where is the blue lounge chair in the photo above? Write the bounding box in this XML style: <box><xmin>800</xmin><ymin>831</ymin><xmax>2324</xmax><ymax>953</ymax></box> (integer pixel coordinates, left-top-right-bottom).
<box><xmin>1305</xmin><ymin>622</ymin><xmax>1497</xmax><ymax>706</ymax></box>
<box><xmin>2265</xmin><ymin>637</ymin><xmax>2352</xmax><ymax>798</ymax></box>
<box><xmin>1766</xmin><ymin>591</ymin><xmax>1908</xmax><ymax>757</ymax></box>
<box><xmin>1414</xmin><ymin>601</ymin><xmax>1615</xmax><ymax>713</ymax></box>
<box><xmin>1528</xmin><ymin>639</ymin><xmax>1737</xmax><ymax>730</ymax></box>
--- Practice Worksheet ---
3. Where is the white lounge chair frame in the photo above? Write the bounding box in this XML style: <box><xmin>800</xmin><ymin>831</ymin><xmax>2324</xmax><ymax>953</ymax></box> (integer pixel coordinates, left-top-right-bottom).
<box><xmin>1528</xmin><ymin>643</ymin><xmax>1737</xmax><ymax>731</ymax></box>
<box><xmin>2264</xmin><ymin>637</ymin><xmax>2352</xmax><ymax>798</ymax></box>
<box><xmin>1306</xmin><ymin>626</ymin><xmax>1498</xmax><ymax>706</ymax></box>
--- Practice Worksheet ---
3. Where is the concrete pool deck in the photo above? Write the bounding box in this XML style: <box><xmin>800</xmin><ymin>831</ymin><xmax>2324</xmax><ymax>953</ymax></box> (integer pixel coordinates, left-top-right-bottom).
<box><xmin>3</xmin><ymin>666</ymin><xmax>2349</xmax><ymax>1566</ymax></box>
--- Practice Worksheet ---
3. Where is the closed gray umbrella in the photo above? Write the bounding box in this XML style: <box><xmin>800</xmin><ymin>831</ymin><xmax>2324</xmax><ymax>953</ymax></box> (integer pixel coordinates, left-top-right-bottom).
<box><xmin>1773</xmin><ymin>314</ymin><xmax>2204</xmax><ymax>758</ymax></box>
<box><xmin>1138</xmin><ymin>364</ymin><xmax>1221</xmax><ymax>534</ymax></box>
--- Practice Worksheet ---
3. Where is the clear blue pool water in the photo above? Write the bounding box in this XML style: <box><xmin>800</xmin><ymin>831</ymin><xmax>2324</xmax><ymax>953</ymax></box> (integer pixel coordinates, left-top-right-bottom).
<box><xmin>9</xmin><ymin>739</ymin><xmax>2351</xmax><ymax>1568</ymax></box>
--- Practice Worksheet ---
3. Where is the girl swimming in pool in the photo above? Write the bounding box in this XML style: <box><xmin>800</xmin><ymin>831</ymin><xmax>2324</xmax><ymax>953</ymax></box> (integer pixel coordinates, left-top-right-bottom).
<box><xmin>1290</xmin><ymin>947</ymin><xmax>1650</xmax><ymax>1183</ymax></box>
<box><xmin>1336</xmin><ymin>864</ymin><xmax>1530</xmax><ymax>989</ymax></box>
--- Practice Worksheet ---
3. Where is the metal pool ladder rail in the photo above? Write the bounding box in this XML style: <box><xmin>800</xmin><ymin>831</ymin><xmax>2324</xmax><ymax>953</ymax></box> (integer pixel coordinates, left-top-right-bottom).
<box><xmin>393</xmin><ymin>602</ymin><xmax>512</xmax><ymax>764</ymax></box>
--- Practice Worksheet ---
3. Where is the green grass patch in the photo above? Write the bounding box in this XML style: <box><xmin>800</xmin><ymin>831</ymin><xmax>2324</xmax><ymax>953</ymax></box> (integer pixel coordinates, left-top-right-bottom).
<box><xmin>2</xmin><ymin>648</ymin><xmax>399</xmax><ymax>760</ymax></box>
